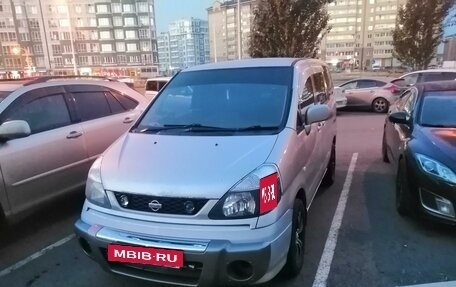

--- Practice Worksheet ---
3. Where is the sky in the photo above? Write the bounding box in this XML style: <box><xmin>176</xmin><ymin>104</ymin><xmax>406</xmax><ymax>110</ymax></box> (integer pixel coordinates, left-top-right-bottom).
<box><xmin>155</xmin><ymin>0</ymin><xmax>215</xmax><ymax>33</ymax></box>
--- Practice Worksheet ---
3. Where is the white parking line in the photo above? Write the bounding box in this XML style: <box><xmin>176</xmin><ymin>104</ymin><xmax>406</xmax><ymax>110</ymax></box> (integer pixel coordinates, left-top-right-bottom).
<box><xmin>401</xmin><ymin>281</ymin><xmax>456</xmax><ymax>287</ymax></box>
<box><xmin>312</xmin><ymin>153</ymin><xmax>358</xmax><ymax>287</ymax></box>
<box><xmin>0</xmin><ymin>234</ymin><xmax>75</xmax><ymax>277</ymax></box>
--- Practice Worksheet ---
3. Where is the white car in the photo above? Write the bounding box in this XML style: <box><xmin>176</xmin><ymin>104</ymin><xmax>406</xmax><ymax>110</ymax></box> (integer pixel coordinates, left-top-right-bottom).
<box><xmin>145</xmin><ymin>77</ymin><xmax>171</xmax><ymax>100</ymax></box>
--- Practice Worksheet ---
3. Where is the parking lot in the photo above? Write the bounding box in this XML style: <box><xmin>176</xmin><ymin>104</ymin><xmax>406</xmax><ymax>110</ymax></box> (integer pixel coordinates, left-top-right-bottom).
<box><xmin>1</xmin><ymin>110</ymin><xmax>455</xmax><ymax>287</ymax></box>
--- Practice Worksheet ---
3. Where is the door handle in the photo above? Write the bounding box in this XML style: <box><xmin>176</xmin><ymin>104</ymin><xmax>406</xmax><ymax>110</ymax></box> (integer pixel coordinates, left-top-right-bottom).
<box><xmin>123</xmin><ymin>117</ymin><xmax>134</xmax><ymax>124</ymax></box>
<box><xmin>67</xmin><ymin>131</ymin><xmax>83</xmax><ymax>139</ymax></box>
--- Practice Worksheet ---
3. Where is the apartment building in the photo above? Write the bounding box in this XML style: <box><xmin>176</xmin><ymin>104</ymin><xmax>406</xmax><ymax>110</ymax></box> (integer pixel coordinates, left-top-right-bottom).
<box><xmin>0</xmin><ymin>0</ymin><xmax>158</xmax><ymax>78</ymax></box>
<box><xmin>207</xmin><ymin>0</ymin><xmax>255</xmax><ymax>62</ymax></box>
<box><xmin>157</xmin><ymin>18</ymin><xmax>209</xmax><ymax>75</ymax></box>
<box><xmin>320</xmin><ymin>0</ymin><xmax>406</xmax><ymax>70</ymax></box>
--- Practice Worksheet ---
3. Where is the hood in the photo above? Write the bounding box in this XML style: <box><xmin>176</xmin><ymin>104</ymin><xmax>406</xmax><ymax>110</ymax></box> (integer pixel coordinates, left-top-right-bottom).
<box><xmin>100</xmin><ymin>133</ymin><xmax>278</xmax><ymax>199</ymax></box>
<box><xmin>418</xmin><ymin>127</ymin><xmax>456</xmax><ymax>162</ymax></box>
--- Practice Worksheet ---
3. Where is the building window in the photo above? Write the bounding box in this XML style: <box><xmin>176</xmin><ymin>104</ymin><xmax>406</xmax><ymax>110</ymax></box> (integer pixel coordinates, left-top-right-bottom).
<box><xmin>33</xmin><ymin>45</ymin><xmax>43</xmax><ymax>54</ymax></box>
<box><xmin>96</xmin><ymin>4</ymin><xmax>109</xmax><ymax>13</ymax></box>
<box><xmin>52</xmin><ymin>45</ymin><xmax>62</xmax><ymax>55</ymax></box>
<box><xmin>138</xmin><ymin>16</ymin><xmax>149</xmax><ymax>26</ymax></box>
<box><xmin>98</xmin><ymin>18</ymin><xmax>110</xmax><ymax>26</ymax></box>
<box><xmin>75</xmin><ymin>5</ymin><xmax>82</xmax><ymax>13</ymax></box>
<box><xmin>116</xmin><ymin>42</ymin><xmax>125</xmax><ymax>52</ymax></box>
<box><xmin>123</xmin><ymin>4</ymin><xmax>135</xmax><ymax>12</ymax></box>
<box><xmin>92</xmin><ymin>56</ymin><xmax>101</xmax><ymax>65</ymax></box>
<box><xmin>88</xmin><ymin>5</ymin><xmax>95</xmax><ymax>13</ymax></box>
<box><xmin>117</xmin><ymin>55</ymin><xmax>127</xmax><ymax>64</ymax></box>
<box><xmin>129</xmin><ymin>55</ymin><xmax>140</xmax><ymax>63</ymax></box>
<box><xmin>29</xmin><ymin>20</ymin><xmax>40</xmax><ymax>28</ymax></box>
<box><xmin>59</xmin><ymin>19</ymin><xmax>69</xmax><ymax>27</ymax></box>
<box><xmin>76</xmin><ymin>18</ymin><xmax>84</xmax><ymax>27</ymax></box>
<box><xmin>90</xmin><ymin>43</ymin><xmax>99</xmax><ymax>52</ymax></box>
<box><xmin>140</xmin><ymin>41</ymin><xmax>150</xmax><ymax>51</ymax></box>
<box><xmin>20</xmin><ymin>33</ymin><xmax>30</xmax><ymax>41</ymax></box>
<box><xmin>125</xmin><ymin>30</ymin><xmax>137</xmax><ymax>39</ymax></box>
<box><xmin>35</xmin><ymin>57</ymin><xmax>45</xmax><ymax>66</ymax></box>
<box><xmin>89</xmin><ymin>18</ymin><xmax>97</xmax><ymax>27</ymax></box>
<box><xmin>90</xmin><ymin>30</ymin><xmax>99</xmax><ymax>40</ymax></box>
<box><xmin>64</xmin><ymin>57</ymin><xmax>74</xmax><ymax>65</ymax></box>
<box><xmin>63</xmin><ymin>44</ymin><xmax>72</xmax><ymax>53</ymax></box>
<box><xmin>57</xmin><ymin>5</ymin><xmax>68</xmax><ymax>14</ymax></box>
<box><xmin>30</xmin><ymin>6</ymin><xmax>38</xmax><ymax>14</ymax></box>
<box><xmin>141</xmin><ymin>54</ymin><xmax>152</xmax><ymax>64</ymax></box>
<box><xmin>112</xmin><ymin>3</ymin><xmax>121</xmax><ymax>13</ymax></box>
<box><xmin>103</xmin><ymin>56</ymin><xmax>115</xmax><ymax>64</ymax></box>
<box><xmin>124</xmin><ymin>17</ymin><xmax>136</xmax><ymax>26</ymax></box>
<box><xmin>79</xmin><ymin>56</ymin><xmax>89</xmax><ymax>65</ymax></box>
<box><xmin>114</xmin><ymin>29</ymin><xmax>124</xmax><ymax>39</ymax></box>
<box><xmin>50</xmin><ymin>32</ymin><xmax>59</xmax><ymax>40</ymax></box>
<box><xmin>49</xmin><ymin>19</ymin><xmax>58</xmax><ymax>28</ymax></box>
<box><xmin>126</xmin><ymin>43</ymin><xmax>138</xmax><ymax>52</ymax></box>
<box><xmin>15</xmin><ymin>6</ymin><xmax>23</xmax><ymax>14</ymax></box>
<box><xmin>8</xmin><ymin>32</ymin><xmax>17</xmax><ymax>41</ymax></box>
<box><xmin>113</xmin><ymin>17</ymin><xmax>123</xmax><ymax>26</ymax></box>
<box><xmin>137</xmin><ymin>2</ymin><xmax>148</xmax><ymax>12</ymax></box>
<box><xmin>76</xmin><ymin>43</ymin><xmax>87</xmax><ymax>53</ymax></box>
<box><xmin>100</xmin><ymin>31</ymin><xmax>112</xmax><ymax>40</ymax></box>
<box><xmin>101</xmin><ymin>44</ymin><xmax>113</xmax><ymax>52</ymax></box>
<box><xmin>139</xmin><ymin>29</ymin><xmax>149</xmax><ymax>39</ymax></box>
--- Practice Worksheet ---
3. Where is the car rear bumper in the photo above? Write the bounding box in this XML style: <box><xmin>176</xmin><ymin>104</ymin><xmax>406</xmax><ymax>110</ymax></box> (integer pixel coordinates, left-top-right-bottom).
<box><xmin>74</xmin><ymin>210</ymin><xmax>292</xmax><ymax>286</ymax></box>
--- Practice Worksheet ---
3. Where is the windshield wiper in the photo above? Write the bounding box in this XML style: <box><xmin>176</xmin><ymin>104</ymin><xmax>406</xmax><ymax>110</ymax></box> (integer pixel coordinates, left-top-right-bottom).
<box><xmin>422</xmin><ymin>124</ymin><xmax>456</xmax><ymax>128</ymax></box>
<box><xmin>236</xmin><ymin>125</ymin><xmax>280</xmax><ymax>131</ymax></box>
<box><xmin>133</xmin><ymin>124</ymin><xmax>280</xmax><ymax>133</ymax></box>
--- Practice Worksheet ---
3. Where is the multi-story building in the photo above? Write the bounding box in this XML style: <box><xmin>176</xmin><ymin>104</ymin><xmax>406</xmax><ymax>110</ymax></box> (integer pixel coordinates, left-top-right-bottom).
<box><xmin>320</xmin><ymin>0</ymin><xmax>406</xmax><ymax>70</ymax></box>
<box><xmin>157</xmin><ymin>18</ymin><xmax>209</xmax><ymax>75</ymax></box>
<box><xmin>0</xmin><ymin>0</ymin><xmax>158</xmax><ymax>79</ymax></box>
<box><xmin>207</xmin><ymin>0</ymin><xmax>255</xmax><ymax>62</ymax></box>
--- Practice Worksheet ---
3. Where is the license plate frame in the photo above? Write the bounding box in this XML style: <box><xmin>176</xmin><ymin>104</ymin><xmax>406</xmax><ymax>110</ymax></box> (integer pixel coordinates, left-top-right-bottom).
<box><xmin>107</xmin><ymin>244</ymin><xmax>184</xmax><ymax>268</ymax></box>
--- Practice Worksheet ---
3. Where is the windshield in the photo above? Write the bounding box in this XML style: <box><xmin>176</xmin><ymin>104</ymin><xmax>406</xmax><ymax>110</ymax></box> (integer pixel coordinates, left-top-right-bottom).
<box><xmin>136</xmin><ymin>67</ymin><xmax>292</xmax><ymax>134</ymax></box>
<box><xmin>420</xmin><ymin>91</ymin><xmax>456</xmax><ymax>127</ymax></box>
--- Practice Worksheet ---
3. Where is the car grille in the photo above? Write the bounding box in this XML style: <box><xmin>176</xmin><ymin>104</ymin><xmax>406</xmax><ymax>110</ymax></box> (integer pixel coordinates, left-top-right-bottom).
<box><xmin>113</xmin><ymin>192</ymin><xmax>208</xmax><ymax>215</ymax></box>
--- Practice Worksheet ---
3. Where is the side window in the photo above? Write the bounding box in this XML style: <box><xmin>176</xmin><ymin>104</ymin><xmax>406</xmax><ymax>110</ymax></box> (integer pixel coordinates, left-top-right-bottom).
<box><xmin>105</xmin><ymin>92</ymin><xmax>126</xmax><ymax>114</ymax></box>
<box><xmin>403</xmin><ymin>92</ymin><xmax>417</xmax><ymax>114</ymax></box>
<box><xmin>6</xmin><ymin>94</ymin><xmax>71</xmax><ymax>134</ymax></box>
<box><xmin>375</xmin><ymin>81</ymin><xmax>387</xmax><ymax>87</ymax></box>
<box><xmin>313</xmin><ymin>72</ymin><xmax>327</xmax><ymax>103</ymax></box>
<box><xmin>110</xmin><ymin>90</ymin><xmax>138</xmax><ymax>110</ymax></box>
<box><xmin>357</xmin><ymin>80</ymin><xmax>377</xmax><ymax>89</ymax></box>
<box><xmin>297</xmin><ymin>77</ymin><xmax>315</xmax><ymax>129</ymax></box>
<box><xmin>323</xmin><ymin>66</ymin><xmax>333</xmax><ymax>90</ymax></box>
<box><xmin>397</xmin><ymin>91</ymin><xmax>411</xmax><ymax>110</ymax></box>
<box><xmin>403</xmin><ymin>73</ymin><xmax>419</xmax><ymax>85</ymax></box>
<box><xmin>146</xmin><ymin>81</ymin><xmax>158</xmax><ymax>92</ymax></box>
<box><xmin>422</xmin><ymin>73</ymin><xmax>443</xmax><ymax>83</ymax></box>
<box><xmin>73</xmin><ymin>92</ymin><xmax>111</xmax><ymax>121</ymax></box>
<box><xmin>341</xmin><ymin>81</ymin><xmax>357</xmax><ymax>90</ymax></box>
<box><xmin>442</xmin><ymin>72</ymin><xmax>456</xmax><ymax>81</ymax></box>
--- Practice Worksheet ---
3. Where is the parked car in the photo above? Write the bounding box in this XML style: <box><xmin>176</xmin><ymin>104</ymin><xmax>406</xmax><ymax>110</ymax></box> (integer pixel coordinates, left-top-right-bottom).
<box><xmin>75</xmin><ymin>58</ymin><xmax>337</xmax><ymax>286</ymax></box>
<box><xmin>334</xmin><ymin>86</ymin><xmax>348</xmax><ymax>109</ymax></box>
<box><xmin>337</xmin><ymin>77</ymin><xmax>402</xmax><ymax>113</ymax></box>
<box><xmin>0</xmin><ymin>76</ymin><xmax>148</xmax><ymax>224</ymax></box>
<box><xmin>145</xmin><ymin>77</ymin><xmax>171</xmax><ymax>100</ymax></box>
<box><xmin>396</xmin><ymin>69</ymin><xmax>456</xmax><ymax>87</ymax></box>
<box><xmin>382</xmin><ymin>80</ymin><xmax>456</xmax><ymax>224</ymax></box>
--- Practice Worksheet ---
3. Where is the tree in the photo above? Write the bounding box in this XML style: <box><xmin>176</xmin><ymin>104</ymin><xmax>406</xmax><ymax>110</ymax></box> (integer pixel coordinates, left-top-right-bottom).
<box><xmin>392</xmin><ymin>0</ymin><xmax>455</xmax><ymax>70</ymax></box>
<box><xmin>249</xmin><ymin>0</ymin><xmax>332</xmax><ymax>58</ymax></box>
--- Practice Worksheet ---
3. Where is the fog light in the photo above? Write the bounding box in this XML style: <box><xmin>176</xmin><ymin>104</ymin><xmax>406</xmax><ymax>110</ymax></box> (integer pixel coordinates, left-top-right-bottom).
<box><xmin>435</xmin><ymin>197</ymin><xmax>455</xmax><ymax>218</ymax></box>
<box><xmin>119</xmin><ymin>195</ymin><xmax>129</xmax><ymax>207</ymax></box>
<box><xmin>184</xmin><ymin>201</ymin><xmax>195</xmax><ymax>214</ymax></box>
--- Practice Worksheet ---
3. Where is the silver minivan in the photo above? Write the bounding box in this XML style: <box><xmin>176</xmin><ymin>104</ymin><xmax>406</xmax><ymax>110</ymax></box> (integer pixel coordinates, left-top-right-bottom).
<box><xmin>75</xmin><ymin>58</ymin><xmax>337</xmax><ymax>286</ymax></box>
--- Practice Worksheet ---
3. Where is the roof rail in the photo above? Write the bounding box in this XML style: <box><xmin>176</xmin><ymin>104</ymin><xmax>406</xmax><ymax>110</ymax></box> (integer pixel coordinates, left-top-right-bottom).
<box><xmin>23</xmin><ymin>76</ymin><xmax>118</xmax><ymax>86</ymax></box>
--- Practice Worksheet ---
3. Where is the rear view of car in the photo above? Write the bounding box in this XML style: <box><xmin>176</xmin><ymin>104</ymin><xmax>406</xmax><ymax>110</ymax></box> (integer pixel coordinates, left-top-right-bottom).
<box><xmin>145</xmin><ymin>77</ymin><xmax>171</xmax><ymax>100</ymax></box>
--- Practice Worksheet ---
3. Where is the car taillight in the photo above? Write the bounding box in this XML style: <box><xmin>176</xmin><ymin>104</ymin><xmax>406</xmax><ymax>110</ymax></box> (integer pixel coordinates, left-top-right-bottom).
<box><xmin>385</xmin><ymin>85</ymin><xmax>399</xmax><ymax>93</ymax></box>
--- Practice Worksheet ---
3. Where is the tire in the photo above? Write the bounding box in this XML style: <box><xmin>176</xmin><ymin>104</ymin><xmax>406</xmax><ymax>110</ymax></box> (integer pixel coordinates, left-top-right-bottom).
<box><xmin>396</xmin><ymin>159</ymin><xmax>415</xmax><ymax>216</ymax></box>
<box><xmin>382</xmin><ymin>131</ymin><xmax>390</xmax><ymax>163</ymax></box>
<box><xmin>372</xmin><ymin>97</ymin><xmax>389</xmax><ymax>113</ymax></box>
<box><xmin>282</xmin><ymin>199</ymin><xmax>306</xmax><ymax>277</ymax></box>
<box><xmin>322</xmin><ymin>141</ymin><xmax>336</xmax><ymax>186</ymax></box>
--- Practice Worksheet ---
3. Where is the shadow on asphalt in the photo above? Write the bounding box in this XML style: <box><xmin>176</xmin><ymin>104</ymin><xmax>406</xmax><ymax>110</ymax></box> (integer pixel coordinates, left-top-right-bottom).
<box><xmin>0</xmin><ymin>190</ymin><xmax>85</xmax><ymax>245</ymax></box>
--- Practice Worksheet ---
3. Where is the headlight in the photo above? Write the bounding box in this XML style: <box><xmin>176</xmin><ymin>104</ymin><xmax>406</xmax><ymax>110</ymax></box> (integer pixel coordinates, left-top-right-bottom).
<box><xmin>85</xmin><ymin>156</ymin><xmax>111</xmax><ymax>208</ymax></box>
<box><xmin>209</xmin><ymin>165</ymin><xmax>281</xmax><ymax>219</ymax></box>
<box><xmin>416</xmin><ymin>154</ymin><xmax>456</xmax><ymax>184</ymax></box>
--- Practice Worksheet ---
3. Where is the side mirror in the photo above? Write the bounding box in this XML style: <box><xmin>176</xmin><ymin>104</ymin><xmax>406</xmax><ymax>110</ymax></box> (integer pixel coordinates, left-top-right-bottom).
<box><xmin>0</xmin><ymin>120</ymin><xmax>31</xmax><ymax>141</ymax></box>
<box><xmin>388</xmin><ymin>112</ymin><xmax>410</xmax><ymax>125</ymax></box>
<box><xmin>304</xmin><ymin>104</ymin><xmax>331</xmax><ymax>127</ymax></box>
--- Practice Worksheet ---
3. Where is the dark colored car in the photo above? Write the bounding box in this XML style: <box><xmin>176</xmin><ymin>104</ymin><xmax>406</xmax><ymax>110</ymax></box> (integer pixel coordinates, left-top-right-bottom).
<box><xmin>382</xmin><ymin>81</ymin><xmax>456</xmax><ymax>224</ymax></box>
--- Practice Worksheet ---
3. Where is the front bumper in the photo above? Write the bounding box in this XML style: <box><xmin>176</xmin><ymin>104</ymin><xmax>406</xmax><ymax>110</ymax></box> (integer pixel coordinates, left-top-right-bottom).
<box><xmin>336</xmin><ymin>98</ymin><xmax>347</xmax><ymax>109</ymax></box>
<box><xmin>407</xmin><ymin>160</ymin><xmax>456</xmax><ymax>224</ymax></box>
<box><xmin>74</xmin><ymin>210</ymin><xmax>292</xmax><ymax>287</ymax></box>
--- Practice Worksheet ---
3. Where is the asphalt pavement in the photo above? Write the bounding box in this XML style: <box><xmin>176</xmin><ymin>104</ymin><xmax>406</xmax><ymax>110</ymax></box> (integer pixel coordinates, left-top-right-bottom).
<box><xmin>1</xmin><ymin>111</ymin><xmax>455</xmax><ymax>287</ymax></box>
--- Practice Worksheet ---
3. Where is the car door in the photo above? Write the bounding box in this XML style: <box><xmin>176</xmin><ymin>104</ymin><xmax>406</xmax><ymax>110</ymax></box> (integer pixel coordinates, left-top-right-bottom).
<box><xmin>296</xmin><ymin>75</ymin><xmax>323</xmax><ymax>203</ymax></box>
<box><xmin>65</xmin><ymin>85</ymin><xmax>140</xmax><ymax>159</ymax></box>
<box><xmin>0</xmin><ymin>86</ymin><xmax>89</xmax><ymax>215</ymax></box>
<box><xmin>347</xmin><ymin>80</ymin><xmax>379</xmax><ymax>107</ymax></box>
<box><xmin>386</xmin><ymin>90</ymin><xmax>417</xmax><ymax>165</ymax></box>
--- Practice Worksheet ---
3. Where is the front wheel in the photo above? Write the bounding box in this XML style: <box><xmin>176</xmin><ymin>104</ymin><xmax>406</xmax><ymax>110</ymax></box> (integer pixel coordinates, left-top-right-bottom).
<box><xmin>282</xmin><ymin>199</ymin><xmax>306</xmax><ymax>277</ymax></box>
<box><xmin>372</xmin><ymin>98</ymin><xmax>389</xmax><ymax>113</ymax></box>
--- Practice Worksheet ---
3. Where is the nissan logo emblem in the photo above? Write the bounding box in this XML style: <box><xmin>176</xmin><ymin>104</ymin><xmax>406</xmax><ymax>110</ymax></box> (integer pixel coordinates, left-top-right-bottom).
<box><xmin>148</xmin><ymin>200</ymin><xmax>162</xmax><ymax>212</ymax></box>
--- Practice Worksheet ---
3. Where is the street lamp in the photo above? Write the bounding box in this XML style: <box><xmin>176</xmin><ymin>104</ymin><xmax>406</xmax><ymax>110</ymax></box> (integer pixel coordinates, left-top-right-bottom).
<box><xmin>12</xmin><ymin>46</ymin><xmax>33</xmax><ymax>78</ymax></box>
